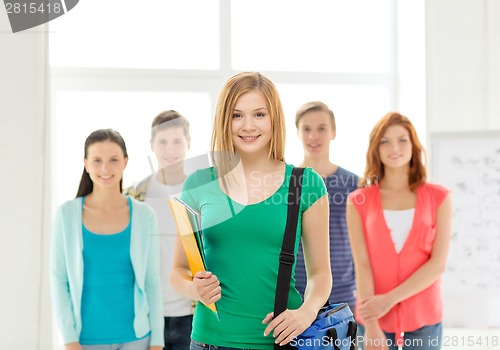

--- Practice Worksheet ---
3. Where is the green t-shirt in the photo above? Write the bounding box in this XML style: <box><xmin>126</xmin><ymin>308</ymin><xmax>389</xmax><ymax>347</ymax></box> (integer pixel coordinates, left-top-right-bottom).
<box><xmin>181</xmin><ymin>163</ymin><xmax>327</xmax><ymax>349</ymax></box>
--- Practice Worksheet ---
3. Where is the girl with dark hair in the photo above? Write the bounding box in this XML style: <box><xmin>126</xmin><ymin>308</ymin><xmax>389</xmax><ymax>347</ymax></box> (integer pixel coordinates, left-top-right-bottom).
<box><xmin>347</xmin><ymin>113</ymin><xmax>452</xmax><ymax>350</ymax></box>
<box><xmin>50</xmin><ymin>129</ymin><xmax>164</xmax><ymax>350</ymax></box>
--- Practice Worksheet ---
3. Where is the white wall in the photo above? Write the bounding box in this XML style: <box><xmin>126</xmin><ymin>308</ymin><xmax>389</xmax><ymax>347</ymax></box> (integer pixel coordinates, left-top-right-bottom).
<box><xmin>1</xmin><ymin>0</ymin><xmax>499</xmax><ymax>348</ymax></box>
<box><xmin>426</xmin><ymin>0</ymin><xmax>500</xmax><ymax>334</ymax></box>
<box><xmin>487</xmin><ymin>0</ymin><xmax>500</xmax><ymax>129</ymax></box>
<box><xmin>426</xmin><ymin>0</ymin><xmax>500</xmax><ymax>132</ymax></box>
<box><xmin>0</xmin><ymin>10</ymin><xmax>52</xmax><ymax>350</ymax></box>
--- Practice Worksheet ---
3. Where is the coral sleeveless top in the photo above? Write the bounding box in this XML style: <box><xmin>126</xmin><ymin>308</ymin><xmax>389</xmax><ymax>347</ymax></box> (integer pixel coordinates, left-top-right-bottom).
<box><xmin>349</xmin><ymin>183</ymin><xmax>448</xmax><ymax>339</ymax></box>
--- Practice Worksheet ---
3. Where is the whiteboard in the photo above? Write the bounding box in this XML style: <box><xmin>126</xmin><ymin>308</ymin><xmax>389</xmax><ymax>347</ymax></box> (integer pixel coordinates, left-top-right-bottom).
<box><xmin>431</xmin><ymin>131</ymin><xmax>500</xmax><ymax>328</ymax></box>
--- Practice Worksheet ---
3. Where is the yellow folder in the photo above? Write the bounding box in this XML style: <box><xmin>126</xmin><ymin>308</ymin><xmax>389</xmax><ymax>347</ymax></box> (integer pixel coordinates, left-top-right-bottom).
<box><xmin>168</xmin><ymin>197</ymin><xmax>218</xmax><ymax>315</ymax></box>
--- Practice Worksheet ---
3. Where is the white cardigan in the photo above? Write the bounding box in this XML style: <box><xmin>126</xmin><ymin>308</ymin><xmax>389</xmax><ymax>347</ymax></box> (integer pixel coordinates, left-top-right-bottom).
<box><xmin>50</xmin><ymin>196</ymin><xmax>164</xmax><ymax>346</ymax></box>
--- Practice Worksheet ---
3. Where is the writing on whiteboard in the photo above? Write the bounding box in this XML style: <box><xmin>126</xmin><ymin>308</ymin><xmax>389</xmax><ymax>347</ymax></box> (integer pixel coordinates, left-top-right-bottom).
<box><xmin>432</xmin><ymin>137</ymin><xmax>500</xmax><ymax>295</ymax></box>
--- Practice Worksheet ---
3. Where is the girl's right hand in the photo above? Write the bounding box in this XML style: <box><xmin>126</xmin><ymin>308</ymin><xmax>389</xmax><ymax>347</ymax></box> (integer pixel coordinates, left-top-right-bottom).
<box><xmin>64</xmin><ymin>342</ymin><xmax>83</xmax><ymax>350</ymax></box>
<box><xmin>192</xmin><ymin>271</ymin><xmax>221</xmax><ymax>305</ymax></box>
<box><xmin>364</xmin><ymin>323</ymin><xmax>388</xmax><ymax>350</ymax></box>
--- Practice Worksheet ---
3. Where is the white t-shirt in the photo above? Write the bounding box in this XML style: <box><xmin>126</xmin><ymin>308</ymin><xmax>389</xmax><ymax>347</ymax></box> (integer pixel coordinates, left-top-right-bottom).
<box><xmin>383</xmin><ymin>208</ymin><xmax>415</xmax><ymax>253</ymax></box>
<box><xmin>145</xmin><ymin>174</ymin><xmax>193</xmax><ymax>317</ymax></box>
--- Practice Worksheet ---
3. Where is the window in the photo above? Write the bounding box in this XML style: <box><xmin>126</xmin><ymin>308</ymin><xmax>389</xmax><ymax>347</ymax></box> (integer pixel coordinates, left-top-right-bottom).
<box><xmin>231</xmin><ymin>0</ymin><xmax>392</xmax><ymax>74</ymax></box>
<box><xmin>49</xmin><ymin>0</ymin><xmax>424</xmax><ymax>207</ymax></box>
<box><xmin>50</xmin><ymin>0</ymin><xmax>220</xmax><ymax>69</ymax></box>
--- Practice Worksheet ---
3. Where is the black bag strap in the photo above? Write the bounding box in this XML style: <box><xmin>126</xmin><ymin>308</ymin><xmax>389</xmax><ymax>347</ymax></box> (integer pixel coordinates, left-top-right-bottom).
<box><xmin>347</xmin><ymin>321</ymin><xmax>358</xmax><ymax>350</ymax></box>
<box><xmin>273</xmin><ymin>167</ymin><xmax>304</xmax><ymax>350</ymax></box>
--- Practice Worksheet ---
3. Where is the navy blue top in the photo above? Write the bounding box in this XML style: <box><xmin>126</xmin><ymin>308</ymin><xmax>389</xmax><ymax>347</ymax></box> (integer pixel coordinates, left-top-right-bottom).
<box><xmin>295</xmin><ymin>166</ymin><xmax>358</xmax><ymax>305</ymax></box>
<box><xmin>80</xmin><ymin>197</ymin><xmax>141</xmax><ymax>344</ymax></box>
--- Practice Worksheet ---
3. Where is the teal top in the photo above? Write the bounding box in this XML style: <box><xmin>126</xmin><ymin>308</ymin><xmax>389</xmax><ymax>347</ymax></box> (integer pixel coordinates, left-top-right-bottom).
<box><xmin>181</xmin><ymin>164</ymin><xmax>327</xmax><ymax>349</ymax></box>
<box><xmin>50</xmin><ymin>197</ymin><xmax>164</xmax><ymax>346</ymax></box>
<box><xmin>80</xmin><ymin>197</ymin><xmax>144</xmax><ymax>344</ymax></box>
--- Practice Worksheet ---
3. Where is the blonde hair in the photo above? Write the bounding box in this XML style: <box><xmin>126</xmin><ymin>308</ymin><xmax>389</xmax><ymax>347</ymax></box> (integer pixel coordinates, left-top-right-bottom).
<box><xmin>210</xmin><ymin>72</ymin><xmax>286</xmax><ymax>177</ymax></box>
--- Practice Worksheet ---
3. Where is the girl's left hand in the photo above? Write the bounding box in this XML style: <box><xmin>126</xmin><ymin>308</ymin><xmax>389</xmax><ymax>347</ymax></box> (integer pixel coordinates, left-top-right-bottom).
<box><xmin>262</xmin><ymin>307</ymin><xmax>316</xmax><ymax>346</ymax></box>
<box><xmin>149</xmin><ymin>346</ymin><xmax>162</xmax><ymax>350</ymax></box>
<box><xmin>358</xmin><ymin>294</ymin><xmax>393</xmax><ymax>322</ymax></box>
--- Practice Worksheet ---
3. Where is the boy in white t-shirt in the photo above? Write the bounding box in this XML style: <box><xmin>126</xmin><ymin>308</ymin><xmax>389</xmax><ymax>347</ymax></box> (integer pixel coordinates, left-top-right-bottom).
<box><xmin>127</xmin><ymin>110</ymin><xmax>195</xmax><ymax>350</ymax></box>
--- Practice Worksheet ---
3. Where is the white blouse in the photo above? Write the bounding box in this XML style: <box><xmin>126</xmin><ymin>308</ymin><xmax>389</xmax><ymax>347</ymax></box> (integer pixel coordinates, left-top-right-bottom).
<box><xmin>383</xmin><ymin>208</ymin><xmax>415</xmax><ymax>253</ymax></box>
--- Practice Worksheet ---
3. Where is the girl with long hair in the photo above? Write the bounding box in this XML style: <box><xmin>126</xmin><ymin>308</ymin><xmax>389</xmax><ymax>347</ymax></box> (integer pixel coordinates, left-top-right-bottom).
<box><xmin>347</xmin><ymin>113</ymin><xmax>452</xmax><ymax>350</ymax></box>
<box><xmin>50</xmin><ymin>129</ymin><xmax>164</xmax><ymax>350</ymax></box>
<box><xmin>171</xmin><ymin>72</ymin><xmax>332</xmax><ymax>349</ymax></box>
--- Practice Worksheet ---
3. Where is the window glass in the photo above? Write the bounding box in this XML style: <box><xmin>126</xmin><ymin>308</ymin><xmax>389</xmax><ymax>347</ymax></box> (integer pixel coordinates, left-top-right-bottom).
<box><xmin>232</xmin><ymin>0</ymin><xmax>391</xmax><ymax>73</ymax></box>
<box><xmin>49</xmin><ymin>0</ymin><xmax>219</xmax><ymax>69</ymax></box>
